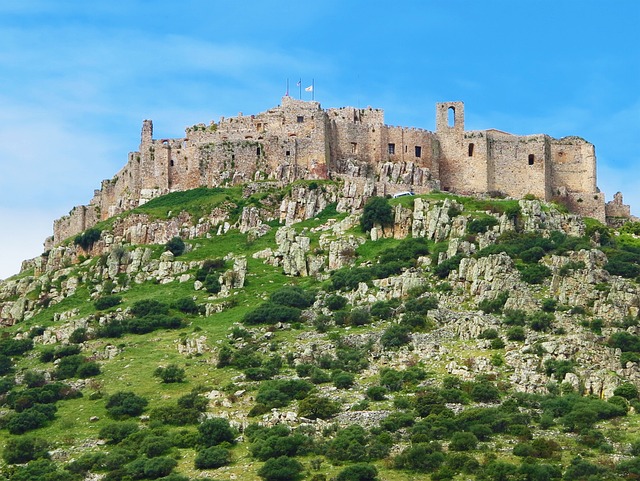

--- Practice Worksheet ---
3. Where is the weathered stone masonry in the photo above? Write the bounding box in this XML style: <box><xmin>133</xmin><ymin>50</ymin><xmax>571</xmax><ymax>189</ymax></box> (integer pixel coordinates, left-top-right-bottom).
<box><xmin>48</xmin><ymin>98</ymin><xmax>631</xmax><ymax>248</ymax></box>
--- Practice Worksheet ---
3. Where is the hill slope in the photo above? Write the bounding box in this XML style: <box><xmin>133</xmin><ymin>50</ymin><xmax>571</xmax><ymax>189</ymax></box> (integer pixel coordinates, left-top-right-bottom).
<box><xmin>2</xmin><ymin>183</ymin><xmax>640</xmax><ymax>480</ymax></box>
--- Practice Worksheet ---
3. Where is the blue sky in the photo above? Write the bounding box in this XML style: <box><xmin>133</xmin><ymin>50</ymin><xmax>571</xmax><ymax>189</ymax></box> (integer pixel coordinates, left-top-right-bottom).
<box><xmin>1</xmin><ymin>0</ymin><xmax>638</xmax><ymax>278</ymax></box>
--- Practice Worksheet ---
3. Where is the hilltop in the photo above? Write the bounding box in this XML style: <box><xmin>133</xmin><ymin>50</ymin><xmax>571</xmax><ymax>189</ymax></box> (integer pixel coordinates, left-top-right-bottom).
<box><xmin>47</xmin><ymin>97</ymin><xmax>633</xmax><ymax>251</ymax></box>
<box><xmin>1</xmin><ymin>179</ymin><xmax>640</xmax><ymax>480</ymax></box>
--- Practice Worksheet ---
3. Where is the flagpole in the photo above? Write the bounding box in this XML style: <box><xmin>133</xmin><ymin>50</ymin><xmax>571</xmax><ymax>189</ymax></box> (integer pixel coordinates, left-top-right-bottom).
<box><xmin>312</xmin><ymin>79</ymin><xmax>315</xmax><ymax>101</ymax></box>
<box><xmin>286</xmin><ymin>78</ymin><xmax>289</xmax><ymax>97</ymax></box>
<box><xmin>298</xmin><ymin>78</ymin><xmax>302</xmax><ymax>100</ymax></box>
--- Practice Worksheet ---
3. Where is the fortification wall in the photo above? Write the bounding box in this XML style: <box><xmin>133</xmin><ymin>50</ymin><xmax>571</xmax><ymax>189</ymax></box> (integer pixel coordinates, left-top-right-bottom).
<box><xmin>549</xmin><ymin>138</ymin><xmax>597</xmax><ymax>194</ymax></box>
<box><xmin>487</xmin><ymin>133</ymin><xmax>550</xmax><ymax>199</ymax></box>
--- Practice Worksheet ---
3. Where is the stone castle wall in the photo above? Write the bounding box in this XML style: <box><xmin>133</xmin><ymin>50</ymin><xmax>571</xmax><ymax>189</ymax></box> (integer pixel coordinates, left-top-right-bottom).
<box><xmin>46</xmin><ymin>98</ymin><xmax>630</xmax><ymax>249</ymax></box>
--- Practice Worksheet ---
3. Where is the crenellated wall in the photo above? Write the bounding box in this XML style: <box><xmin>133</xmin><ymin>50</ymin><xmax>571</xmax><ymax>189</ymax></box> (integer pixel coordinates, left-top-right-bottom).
<box><xmin>47</xmin><ymin>98</ymin><xmax>629</xmax><ymax>248</ymax></box>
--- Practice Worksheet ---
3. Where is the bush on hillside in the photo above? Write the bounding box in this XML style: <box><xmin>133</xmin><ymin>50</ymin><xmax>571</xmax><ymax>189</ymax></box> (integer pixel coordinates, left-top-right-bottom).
<box><xmin>74</xmin><ymin>228</ymin><xmax>101</xmax><ymax>250</ymax></box>
<box><xmin>154</xmin><ymin>364</ymin><xmax>186</xmax><ymax>383</ymax></box>
<box><xmin>105</xmin><ymin>391</ymin><xmax>148</xmax><ymax>419</ymax></box>
<box><xmin>165</xmin><ymin>236</ymin><xmax>186</xmax><ymax>256</ymax></box>
<box><xmin>360</xmin><ymin>196</ymin><xmax>394</xmax><ymax>232</ymax></box>
<box><xmin>94</xmin><ymin>295</ymin><xmax>122</xmax><ymax>311</ymax></box>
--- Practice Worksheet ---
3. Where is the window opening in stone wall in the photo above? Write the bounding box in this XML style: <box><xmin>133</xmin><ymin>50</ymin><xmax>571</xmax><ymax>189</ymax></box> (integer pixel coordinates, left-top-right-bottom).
<box><xmin>528</xmin><ymin>154</ymin><xmax>535</xmax><ymax>165</ymax></box>
<box><xmin>405</xmin><ymin>145</ymin><xmax>408</xmax><ymax>153</ymax></box>
<box><xmin>256</xmin><ymin>147</ymin><xmax>261</xmax><ymax>156</ymax></box>
<box><xmin>170</xmin><ymin>159</ymin><xmax>174</xmax><ymax>166</ymax></box>
<box><xmin>232</xmin><ymin>154</ymin><xmax>235</xmax><ymax>162</ymax></box>
<box><xmin>415</xmin><ymin>146</ymin><xmax>422</xmax><ymax>158</ymax></box>
<box><xmin>297</xmin><ymin>116</ymin><xmax>304</xmax><ymax>123</ymax></box>
<box><xmin>351</xmin><ymin>142</ymin><xmax>358</xmax><ymax>154</ymax></box>
<box><xmin>388</xmin><ymin>143</ymin><xmax>395</xmax><ymax>155</ymax></box>
<box><xmin>448</xmin><ymin>106</ymin><xmax>455</xmax><ymax>127</ymax></box>
<box><xmin>286</xmin><ymin>150</ymin><xmax>291</xmax><ymax>156</ymax></box>
<box><xmin>468</xmin><ymin>143</ymin><xmax>474</xmax><ymax>157</ymax></box>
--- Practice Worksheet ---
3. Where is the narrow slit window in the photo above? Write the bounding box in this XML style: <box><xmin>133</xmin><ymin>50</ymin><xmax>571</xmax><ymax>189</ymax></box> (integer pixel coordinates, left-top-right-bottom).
<box><xmin>388</xmin><ymin>143</ymin><xmax>395</xmax><ymax>154</ymax></box>
<box><xmin>351</xmin><ymin>142</ymin><xmax>358</xmax><ymax>154</ymax></box>
<box><xmin>528</xmin><ymin>154</ymin><xmax>535</xmax><ymax>165</ymax></box>
<box><xmin>256</xmin><ymin>147</ymin><xmax>261</xmax><ymax>156</ymax></box>
<box><xmin>468</xmin><ymin>143</ymin><xmax>474</xmax><ymax>157</ymax></box>
<box><xmin>415</xmin><ymin>146</ymin><xmax>422</xmax><ymax>158</ymax></box>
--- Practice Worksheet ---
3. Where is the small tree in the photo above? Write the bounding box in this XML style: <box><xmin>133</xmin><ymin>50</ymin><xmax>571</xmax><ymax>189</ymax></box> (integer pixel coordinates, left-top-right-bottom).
<box><xmin>105</xmin><ymin>391</ymin><xmax>148</xmax><ymax>419</ymax></box>
<box><xmin>198</xmin><ymin>417</ymin><xmax>236</xmax><ymax>447</ymax></box>
<box><xmin>165</xmin><ymin>236</ymin><xmax>186</xmax><ymax>256</ymax></box>
<box><xmin>194</xmin><ymin>446</ymin><xmax>231</xmax><ymax>469</ymax></box>
<box><xmin>154</xmin><ymin>364</ymin><xmax>186</xmax><ymax>383</ymax></box>
<box><xmin>360</xmin><ymin>196</ymin><xmax>394</xmax><ymax>232</ymax></box>
<box><xmin>258</xmin><ymin>455</ymin><xmax>304</xmax><ymax>481</ymax></box>
<box><xmin>336</xmin><ymin>463</ymin><xmax>379</xmax><ymax>481</ymax></box>
<box><xmin>3</xmin><ymin>436</ymin><xmax>49</xmax><ymax>464</ymax></box>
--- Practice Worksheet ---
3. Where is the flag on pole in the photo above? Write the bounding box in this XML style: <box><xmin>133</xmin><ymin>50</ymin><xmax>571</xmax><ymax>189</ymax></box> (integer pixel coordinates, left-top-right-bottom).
<box><xmin>305</xmin><ymin>85</ymin><xmax>313</xmax><ymax>92</ymax></box>
<box><xmin>296</xmin><ymin>80</ymin><xmax>301</xmax><ymax>87</ymax></box>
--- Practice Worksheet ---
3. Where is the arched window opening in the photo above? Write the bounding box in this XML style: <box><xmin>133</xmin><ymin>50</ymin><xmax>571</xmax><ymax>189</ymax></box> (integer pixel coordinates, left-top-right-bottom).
<box><xmin>528</xmin><ymin>154</ymin><xmax>535</xmax><ymax>165</ymax></box>
<box><xmin>468</xmin><ymin>143</ymin><xmax>474</xmax><ymax>157</ymax></box>
<box><xmin>448</xmin><ymin>106</ymin><xmax>455</xmax><ymax>127</ymax></box>
<box><xmin>170</xmin><ymin>159</ymin><xmax>174</xmax><ymax>166</ymax></box>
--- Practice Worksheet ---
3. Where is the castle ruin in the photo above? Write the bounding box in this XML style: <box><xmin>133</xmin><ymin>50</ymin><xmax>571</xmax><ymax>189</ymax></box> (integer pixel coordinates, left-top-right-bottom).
<box><xmin>47</xmin><ymin>97</ymin><xmax>631</xmax><ymax>248</ymax></box>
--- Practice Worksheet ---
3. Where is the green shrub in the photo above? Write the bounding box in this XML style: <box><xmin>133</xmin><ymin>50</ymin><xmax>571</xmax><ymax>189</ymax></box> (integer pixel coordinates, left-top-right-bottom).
<box><xmin>198</xmin><ymin>417</ymin><xmax>236</xmax><ymax>447</ymax></box>
<box><xmin>204</xmin><ymin>273</ymin><xmax>221</xmax><ymax>293</ymax></box>
<box><xmin>520</xmin><ymin>264</ymin><xmax>552</xmax><ymax>284</ymax></box>
<box><xmin>469</xmin><ymin>382</ymin><xmax>501</xmax><ymax>402</ymax></box>
<box><xmin>74</xmin><ymin>228</ymin><xmax>101</xmax><ymax>250</ymax></box>
<box><xmin>332</xmin><ymin>370</ymin><xmax>355</xmax><ymax>389</ymax></box>
<box><xmin>366</xmin><ymin>386</ymin><xmax>388</xmax><ymax>401</ymax></box>
<box><xmin>326</xmin><ymin>294</ymin><xmax>348</xmax><ymax>311</ymax></box>
<box><xmin>258</xmin><ymin>455</ymin><xmax>304</xmax><ymax>481</ymax></box>
<box><xmin>69</xmin><ymin>327</ymin><xmax>88</xmax><ymax>344</ymax></box>
<box><xmin>380</xmin><ymin>324</ymin><xmax>412</xmax><ymax>349</ymax></box>
<box><xmin>336</xmin><ymin>463</ymin><xmax>379</xmax><ymax>481</ymax></box>
<box><xmin>172</xmin><ymin>297</ymin><xmax>199</xmax><ymax>314</ymax></box>
<box><xmin>370</xmin><ymin>300</ymin><xmax>394</xmax><ymax>319</ymax></box>
<box><xmin>529</xmin><ymin>312</ymin><xmax>554</xmax><ymax>332</ymax></box>
<box><xmin>360</xmin><ymin>197</ymin><xmax>393</xmax><ymax>232</ymax></box>
<box><xmin>614</xmin><ymin>383</ymin><xmax>639</xmax><ymax>400</ymax></box>
<box><xmin>3</xmin><ymin>436</ymin><xmax>49</xmax><ymax>464</ymax></box>
<box><xmin>394</xmin><ymin>442</ymin><xmax>445</xmax><ymax>472</ymax></box>
<box><xmin>349</xmin><ymin>308</ymin><xmax>372</xmax><ymax>326</ymax></box>
<box><xmin>130</xmin><ymin>299</ymin><xmax>170</xmax><ymax>317</ymax></box>
<box><xmin>449</xmin><ymin>431</ymin><xmax>478</xmax><ymax>451</ymax></box>
<box><xmin>0</xmin><ymin>338</ymin><xmax>34</xmax><ymax>356</ymax></box>
<box><xmin>194</xmin><ymin>446</ymin><xmax>231</xmax><ymax>469</ymax></box>
<box><xmin>94</xmin><ymin>295</ymin><xmax>122</xmax><ymax>311</ymax></box>
<box><xmin>140</xmin><ymin>435</ymin><xmax>173</xmax><ymax>457</ymax></box>
<box><xmin>506</xmin><ymin>326</ymin><xmax>526</xmax><ymax>341</ymax></box>
<box><xmin>298</xmin><ymin>395</ymin><xmax>340</xmax><ymax>419</ymax></box>
<box><xmin>478</xmin><ymin>292</ymin><xmax>509</xmax><ymax>314</ymax></box>
<box><xmin>270</xmin><ymin>286</ymin><xmax>315</xmax><ymax>308</ymax></box>
<box><xmin>243</xmin><ymin>302</ymin><xmax>301</xmax><ymax>325</ymax></box>
<box><xmin>467</xmin><ymin>216</ymin><xmax>498</xmax><ymax>234</ymax></box>
<box><xmin>6</xmin><ymin>405</ymin><xmax>56</xmax><ymax>434</ymax></box>
<box><xmin>434</xmin><ymin>254</ymin><xmax>463</xmax><ymax>279</ymax></box>
<box><xmin>154</xmin><ymin>364</ymin><xmax>186</xmax><ymax>383</ymax></box>
<box><xmin>165</xmin><ymin>236</ymin><xmax>186</xmax><ymax>256</ymax></box>
<box><xmin>105</xmin><ymin>391</ymin><xmax>148</xmax><ymax>419</ymax></box>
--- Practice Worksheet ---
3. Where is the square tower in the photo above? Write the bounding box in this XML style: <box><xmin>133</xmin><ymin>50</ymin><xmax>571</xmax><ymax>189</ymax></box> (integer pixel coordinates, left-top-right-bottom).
<box><xmin>436</xmin><ymin>102</ymin><xmax>464</xmax><ymax>132</ymax></box>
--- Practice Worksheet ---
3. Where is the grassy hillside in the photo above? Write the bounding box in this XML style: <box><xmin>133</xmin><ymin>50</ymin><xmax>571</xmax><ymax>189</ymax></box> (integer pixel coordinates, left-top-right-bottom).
<box><xmin>1</xmin><ymin>188</ymin><xmax>640</xmax><ymax>481</ymax></box>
